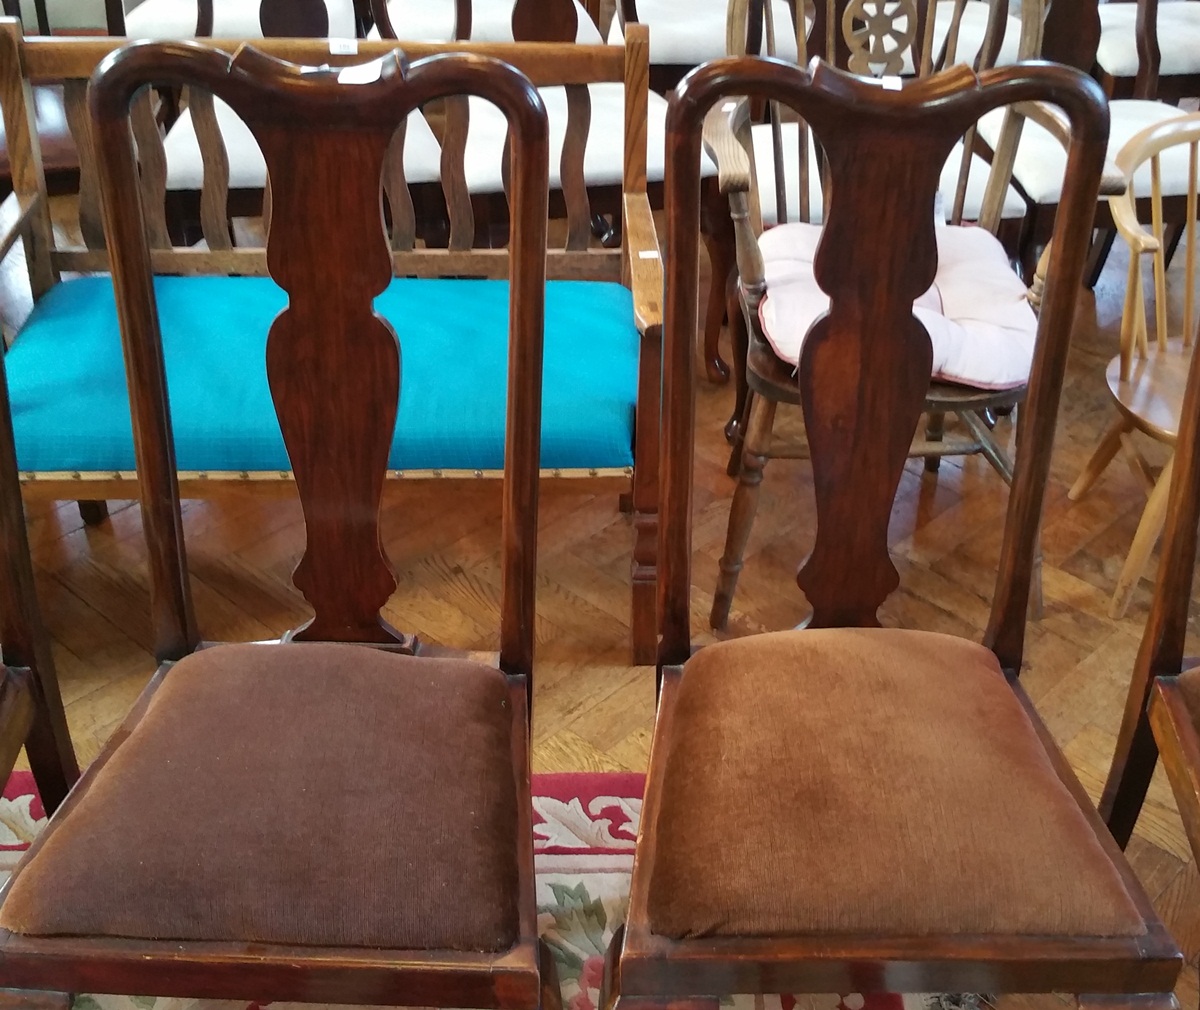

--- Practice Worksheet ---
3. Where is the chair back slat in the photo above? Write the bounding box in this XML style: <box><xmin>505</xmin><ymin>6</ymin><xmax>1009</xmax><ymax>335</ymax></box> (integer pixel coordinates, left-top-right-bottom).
<box><xmin>560</xmin><ymin>83</ymin><xmax>593</xmax><ymax>250</ymax></box>
<box><xmin>440</xmin><ymin>93</ymin><xmax>475</xmax><ymax>250</ymax></box>
<box><xmin>88</xmin><ymin>42</ymin><xmax>549</xmax><ymax>676</ymax></box>
<box><xmin>62</xmin><ymin>80</ymin><xmax>106</xmax><ymax>250</ymax></box>
<box><xmin>1151</xmin><ymin>154</ymin><xmax>1167</xmax><ymax>351</ymax></box>
<box><xmin>130</xmin><ymin>92</ymin><xmax>172</xmax><ymax>249</ymax></box>
<box><xmin>383</xmin><ymin>119</ymin><xmax>417</xmax><ymax>252</ymax></box>
<box><xmin>661</xmin><ymin>58</ymin><xmax>1108</xmax><ymax>664</ymax></box>
<box><xmin>187</xmin><ymin>86</ymin><xmax>233</xmax><ymax>251</ymax></box>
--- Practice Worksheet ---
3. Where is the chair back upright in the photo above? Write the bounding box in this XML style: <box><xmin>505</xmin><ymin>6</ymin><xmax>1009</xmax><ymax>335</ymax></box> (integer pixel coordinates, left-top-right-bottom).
<box><xmin>86</xmin><ymin>39</ymin><xmax>549</xmax><ymax>676</ymax></box>
<box><xmin>662</xmin><ymin>58</ymin><xmax>1108</xmax><ymax>664</ymax></box>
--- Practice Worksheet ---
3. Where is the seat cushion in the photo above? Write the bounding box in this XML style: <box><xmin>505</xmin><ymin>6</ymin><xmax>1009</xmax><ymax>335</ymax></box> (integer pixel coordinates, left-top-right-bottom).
<box><xmin>163</xmin><ymin>96</ymin><xmax>444</xmax><ymax>191</ymax></box>
<box><xmin>977</xmin><ymin>99</ymin><xmax>1190</xmax><ymax>204</ymax></box>
<box><xmin>7</xmin><ymin>275</ymin><xmax>638</xmax><ymax>473</ymax></box>
<box><xmin>607</xmin><ymin>0</ymin><xmax>804</xmax><ymax>64</ymax></box>
<box><xmin>125</xmin><ymin>0</ymin><xmax>357</xmax><ymax>38</ymax></box>
<box><xmin>368</xmin><ymin>0</ymin><xmax>602</xmax><ymax>41</ymax></box>
<box><xmin>1097</xmin><ymin>1</ymin><xmax>1200</xmax><ymax>77</ymax></box>
<box><xmin>751</xmin><ymin>121</ymin><xmax>1026</xmax><ymax>226</ymax></box>
<box><xmin>646</xmin><ymin>628</ymin><xmax>1148</xmax><ymax>940</ymax></box>
<box><xmin>757</xmin><ymin>221</ymin><xmax>1037</xmax><ymax>389</ymax></box>
<box><xmin>0</xmin><ymin>643</ymin><xmax>520</xmax><ymax>949</ymax></box>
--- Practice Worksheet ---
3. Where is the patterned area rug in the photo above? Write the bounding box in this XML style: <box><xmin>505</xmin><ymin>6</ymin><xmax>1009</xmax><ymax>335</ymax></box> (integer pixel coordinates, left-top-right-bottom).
<box><xmin>0</xmin><ymin>771</ymin><xmax>965</xmax><ymax>1010</ymax></box>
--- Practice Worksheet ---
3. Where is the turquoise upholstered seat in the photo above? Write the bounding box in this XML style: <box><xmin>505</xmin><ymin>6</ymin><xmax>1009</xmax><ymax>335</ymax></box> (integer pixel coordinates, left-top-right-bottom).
<box><xmin>6</xmin><ymin>275</ymin><xmax>638</xmax><ymax>474</ymax></box>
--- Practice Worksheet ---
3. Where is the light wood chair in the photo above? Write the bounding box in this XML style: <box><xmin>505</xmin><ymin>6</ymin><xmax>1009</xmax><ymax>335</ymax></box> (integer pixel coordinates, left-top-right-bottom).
<box><xmin>603</xmin><ymin>53</ymin><xmax>1183</xmax><ymax>1010</ymax></box>
<box><xmin>1068</xmin><ymin>112</ymin><xmax>1200</xmax><ymax>620</ymax></box>
<box><xmin>0</xmin><ymin>35</ymin><xmax>560</xmax><ymax>1009</ymax></box>
<box><xmin>706</xmin><ymin>0</ymin><xmax>1036</xmax><ymax>630</ymax></box>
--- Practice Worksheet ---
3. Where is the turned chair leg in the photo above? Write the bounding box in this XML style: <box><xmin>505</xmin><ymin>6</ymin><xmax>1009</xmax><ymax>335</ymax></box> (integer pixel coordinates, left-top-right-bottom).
<box><xmin>724</xmin><ymin>275</ymin><xmax>751</xmax><ymax>470</ymax></box>
<box><xmin>924</xmin><ymin>410</ymin><xmax>945</xmax><ymax>473</ymax></box>
<box><xmin>76</xmin><ymin>500</ymin><xmax>108</xmax><ymax>526</ymax></box>
<box><xmin>1070</xmin><ymin>415</ymin><xmax>1132</xmax><ymax>501</ymax></box>
<box><xmin>1111</xmin><ymin>454</ymin><xmax>1173</xmax><ymax>619</ymax></box>
<box><xmin>711</xmin><ymin>394</ymin><xmax>777</xmax><ymax>629</ymax></box>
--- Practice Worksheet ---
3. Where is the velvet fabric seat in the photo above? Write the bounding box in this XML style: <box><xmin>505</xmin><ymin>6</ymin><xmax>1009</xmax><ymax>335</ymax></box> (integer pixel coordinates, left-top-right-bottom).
<box><xmin>0</xmin><ymin>643</ymin><xmax>521</xmax><ymax>951</ymax></box>
<box><xmin>756</xmin><ymin>222</ymin><xmax>1037</xmax><ymax>389</ymax></box>
<box><xmin>645</xmin><ymin>628</ymin><xmax>1148</xmax><ymax>941</ymax></box>
<box><xmin>5</xmin><ymin>275</ymin><xmax>638</xmax><ymax>474</ymax></box>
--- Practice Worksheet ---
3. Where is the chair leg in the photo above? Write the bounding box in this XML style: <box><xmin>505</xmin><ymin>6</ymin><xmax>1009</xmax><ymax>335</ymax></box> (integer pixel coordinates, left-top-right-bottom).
<box><xmin>923</xmin><ymin>410</ymin><xmax>945</xmax><ymax>473</ymax></box>
<box><xmin>1110</xmin><ymin>454</ymin><xmax>1173</xmax><ymax>620</ymax></box>
<box><xmin>700</xmin><ymin>179</ymin><xmax>736</xmax><ymax>384</ymax></box>
<box><xmin>1084</xmin><ymin>228</ymin><xmax>1118</xmax><ymax>289</ymax></box>
<box><xmin>76</xmin><ymin>500</ymin><xmax>108</xmax><ymax>526</ymax></box>
<box><xmin>1069</xmin><ymin>414</ymin><xmax>1131</xmax><ymax>501</ymax></box>
<box><xmin>711</xmin><ymin>394</ymin><xmax>777</xmax><ymax>629</ymax></box>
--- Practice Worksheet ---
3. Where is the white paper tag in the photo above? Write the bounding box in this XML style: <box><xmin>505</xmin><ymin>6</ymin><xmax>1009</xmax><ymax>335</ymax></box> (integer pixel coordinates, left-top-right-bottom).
<box><xmin>881</xmin><ymin>75</ymin><xmax>902</xmax><ymax>91</ymax></box>
<box><xmin>338</xmin><ymin>61</ymin><xmax>382</xmax><ymax>84</ymax></box>
<box><xmin>722</xmin><ymin>101</ymin><xmax>738</xmax><ymax>111</ymax></box>
<box><xmin>638</xmin><ymin>249</ymin><xmax>660</xmax><ymax>259</ymax></box>
<box><xmin>330</xmin><ymin>38</ymin><xmax>358</xmax><ymax>55</ymax></box>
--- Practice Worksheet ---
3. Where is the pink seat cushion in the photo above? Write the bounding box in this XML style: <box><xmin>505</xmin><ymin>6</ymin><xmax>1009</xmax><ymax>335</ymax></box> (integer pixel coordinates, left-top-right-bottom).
<box><xmin>757</xmin><ymin>222</ymin><xmax>1037</xmax><ymax>390</ymax></box>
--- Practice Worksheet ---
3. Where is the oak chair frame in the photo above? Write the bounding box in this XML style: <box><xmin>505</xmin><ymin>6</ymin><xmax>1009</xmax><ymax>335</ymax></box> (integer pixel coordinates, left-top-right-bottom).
<box><xmin>602</xmin><ymin>54</ymin><xmax>1184</xmax><ymax>1010</ymax></box>
<box><xmin>0</xmin><ymin>36</ymin><xmax>560</xmax><ymax>1007</ymax></box>
<box><xmin>1068</xmin><ymin>113</ymin><xmax>1200</xmax><ymax>620</ymax></box>
<box><xmin>0</xmin><ymin>24</ymin><xmax>663</xmax><ymax>663</ymax></box>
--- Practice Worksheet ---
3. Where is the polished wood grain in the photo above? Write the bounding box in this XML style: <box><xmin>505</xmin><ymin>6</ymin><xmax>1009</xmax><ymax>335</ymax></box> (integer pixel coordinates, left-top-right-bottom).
<box><xmin>0</xmin><ymin>38</ymin><xmax>556</xmax><ymax>1007</ymax></box>
<box><xmin>613</xmin><ymin>53</ymin><xmax>1180</xmax><ymax>1010</ymax></box>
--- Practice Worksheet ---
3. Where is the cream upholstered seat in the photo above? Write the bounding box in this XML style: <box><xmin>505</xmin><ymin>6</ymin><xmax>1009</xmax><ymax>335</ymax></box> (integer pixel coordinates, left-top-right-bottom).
<box><xmin>368</xmin><ymin>0</ymin><xmax>600</xmax><ymax>40</ymax></box>
<box><xmin>1096</xmin><ymin>1</ymin><xmax>1200</xmax><ymax>79</ymax></box>
<box><xmin>751</xmin><ymin>122</ymin><xmax>1026</xmax><ymax>225</ymax></box>
<box><xmin>608</xmin><ymin>0</ymin><xmax>806</xmax><ymax>64</ymax></box>
<box><xmin>124</xmin><ymin>0</ymin><xmax>357</xmax><ymax>38</ymax></box>
<box><xmin>164</xmin><ymin>96</ymin><xmax>444</xmax><ymax>192</ymax></box>
<box><xmin>977</xmin><ymin>100</ymin><xmax>1194</xmax><ymax>205</ymax></box>
<box><xmin>757</xmin><ymin>222</ymin><xmax>1037</xmax><ymax>390</ymax></box>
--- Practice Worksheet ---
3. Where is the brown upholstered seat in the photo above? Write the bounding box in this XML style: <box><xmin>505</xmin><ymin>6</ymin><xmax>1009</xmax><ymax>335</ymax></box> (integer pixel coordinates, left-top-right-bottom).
<box><xmin>645</xmin><ymin>628</ymin><xmax>1147</xmax><ymax>941</ymax></box>
<box><xmin>0</xmin><ymin>642</ymin><xmax>521</xmax><ymax>952</ymax></box>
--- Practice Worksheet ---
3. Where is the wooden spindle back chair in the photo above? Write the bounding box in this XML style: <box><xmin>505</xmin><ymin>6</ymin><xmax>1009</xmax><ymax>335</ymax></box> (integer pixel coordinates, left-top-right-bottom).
<box><xmin>598</xmin><ymin>53</ymin><xmax>1185</xmax><ymax>1010</ymax></box>
<box><xmin>0</xmin><ymin>35</ymin><xmax>561</xmax><ymax>1008</ymax></box>
<box><xmin>1069</xmin><ymin>113</ymin><xmax>1200</xmax><ymax>620</ymax></box>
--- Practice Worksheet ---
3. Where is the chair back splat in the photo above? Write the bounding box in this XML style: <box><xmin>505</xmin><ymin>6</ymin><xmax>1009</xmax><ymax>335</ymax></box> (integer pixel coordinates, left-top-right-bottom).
<box><xmin>88</xmin><ymin>40</ymin><xmax>549</xmax><ymax>674</ymax></box>
<box><xmin>660</xmin><ymin>58</ymin><xmax>1109</xmax><ymax>666</ymax></box>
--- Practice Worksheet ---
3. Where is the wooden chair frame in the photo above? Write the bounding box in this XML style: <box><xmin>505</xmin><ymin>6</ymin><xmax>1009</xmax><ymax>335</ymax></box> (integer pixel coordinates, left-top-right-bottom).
<box><xmin>602</xmin><ymin>55</ymin><xmax>1183</xmax><ymax>1010</ymax></box>
<box><xmin>702</xmin><ymin>0</ymin><xmax>1044</xmax><ymax>629</ymax></box>
<box><xmin>0</xmin><ymin>24</ymin><xmax>663</xmax><ymax>663</ymax></box>
<box><xmin>0</xmin><ymin>37</ymin><xmax>561</xmax><ymax>1006</ymax></box>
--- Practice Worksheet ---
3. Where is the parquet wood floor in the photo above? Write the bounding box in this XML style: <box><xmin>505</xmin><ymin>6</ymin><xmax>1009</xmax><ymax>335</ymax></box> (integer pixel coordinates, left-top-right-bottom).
<box><xmin>6</xmin><ymin>199</ymin><xmax>1200</xmax><ymax>1004</ymax></box>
